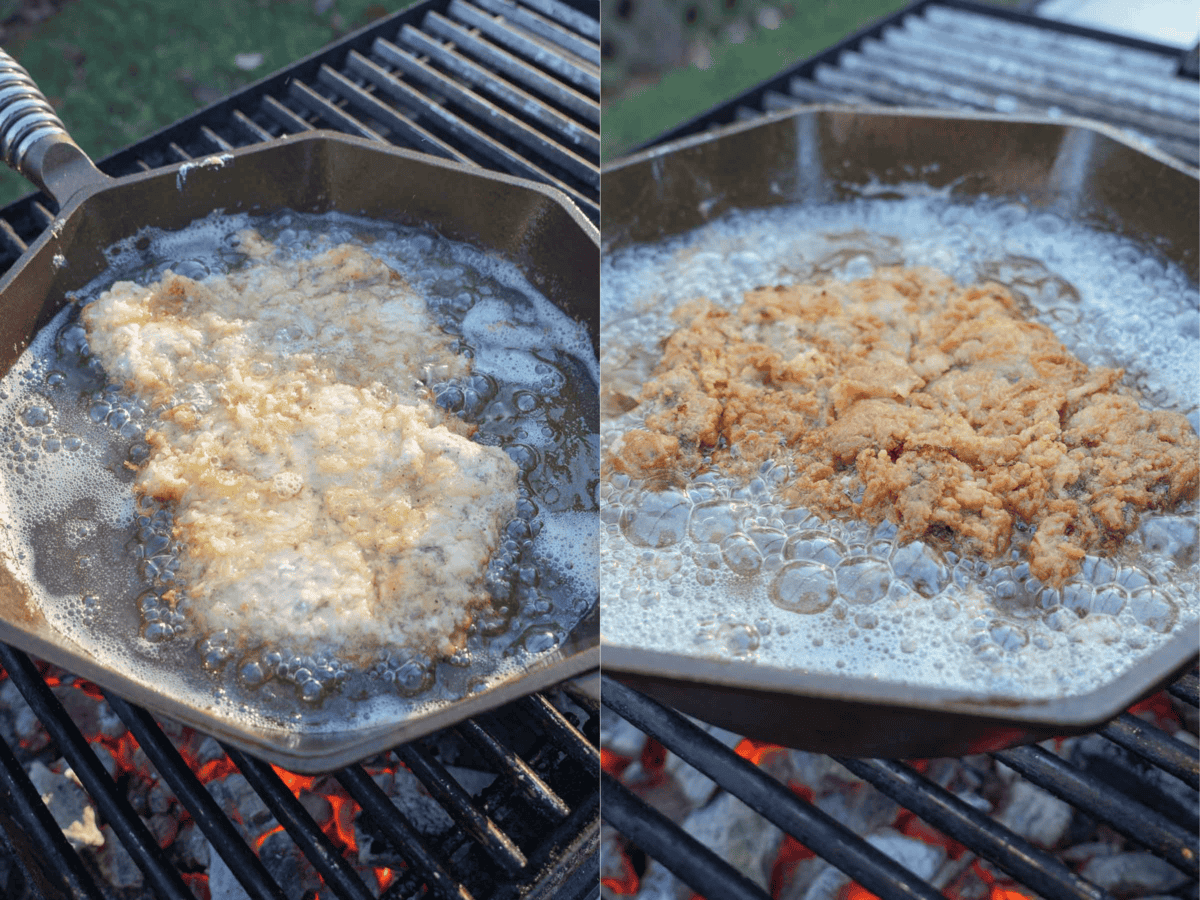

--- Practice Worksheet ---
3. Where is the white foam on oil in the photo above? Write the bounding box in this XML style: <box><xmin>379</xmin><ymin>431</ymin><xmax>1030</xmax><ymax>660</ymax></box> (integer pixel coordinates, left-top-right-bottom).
<box><xmin>0</xmin><ymin>209</ymin><xmax>597</xmax><ymax>735</ymax></box>
<box><xmin>601</xmin><ymin>195</ymin><xmax>1199</xmax><ymax>701</ymax></box>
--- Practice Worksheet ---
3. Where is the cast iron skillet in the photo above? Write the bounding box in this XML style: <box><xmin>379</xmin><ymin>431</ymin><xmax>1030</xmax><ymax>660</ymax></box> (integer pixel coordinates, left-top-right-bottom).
<box><xmin>601</xmin><ymin>106</ymin><xmax>1198</xmax><ymax>758</ymax></box>
<box><xmin>0</xmin><ymin>51</ymin><xmax>599</xmax><ymax>772</ymax></box>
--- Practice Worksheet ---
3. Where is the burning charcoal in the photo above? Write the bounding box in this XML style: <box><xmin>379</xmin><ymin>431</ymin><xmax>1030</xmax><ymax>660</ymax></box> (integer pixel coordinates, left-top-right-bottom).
<box><xmin>814</xmin><ymin>782</ymin><xmax>900</xmax><ymax>836</ymax></box>
<box><xmin>176</xmin><ymin>822</ymin><xmax>211</xmax><ymax>869</ymax></box>
<box><xmin>257</xmin><ymin>828</ymin><xmax>320</xmax><ymax>899</ymax></box>
<box><xmin>146</xmin><ymin>812</ymin><xmax>179</xmax><ymax>849</ymax></box>
<box><xmin>1</xmin><ymin>678</ymin><xmax>48</xmax><ymax>753</ymax></box>
<box><xmin>601</xmin><ymin>824</ymin><xmax>643</xmax><ymax>897</ymax></box>
<box><xmin>383</xmin><ymin>766</ymin><xmax>454</xmax><ymax>836</ymax></box>
<box><xmin>207</xmin><ymin>846</ymin><xmax>254</xmax><ymax>900</ymax></box>
<box><xmin>1079</xmin><ymin>852</ymin><xmax>1192</xmax><ymax>898</ymax></box>
<box><xmin>1061</xmin><ymin>841</ymin><xmax>1122</xmax><ymax>865</ymax></box>
<box><xmin>785</xmin><ymin>751</ymin><xmax>861</xmax><ymax>795</ymax></box>
<box><xmin>207</xmin><ymin>773</ymin><xmax>276</xmax><ymax>840</ymax></box>
<box><xmin>792</xmin><ymin>860</ymin><xmax>851</xmax><ymax>900</ymax></box>
<box><xmin>94</xmin><ymin>824</ymin><xmax>143</xmax><ymax>889</ymax></box>
<box><xmin>623</xmin><ymin>756</ymin><xmax>695</xmax><ymax>824</ymax></box>
<box><xmin>148</xmin><ymin>779</ymin><xmax>175</xmax><ymax>814</ymax></box>
<box><xmin>52</xmin><ymin>684</ymin><xmax>105</xmax><ymax>735</ymax></box>
<box><xmin>96</xmin><ymin>700</ymin><xmax>126</xmax><ymax>739</ymax></box>
<box><xmin>90</xmin><ymin>740</ymin><xmax>118</xmax><ymax>778</ymax></box>
<box><xmin>635</xmin><ymin>860</ymin><xmax>692</xmax><ymax>900</ymax></box>
<box><xmin>600</xmin><ymin>708</ymin><xmax>647</xmax><ymax>758</ymax></box>
<box><xmin>193</xmin><ymin>735</ymin><xmax>227</xmax><ymax>769</ymax></box>
<box><xmin>997</xmin><ymin>779</ymin><xmax>1074</xmax><ymax>849</ymax></box>
<box><xmin>664</xmin><ymin>750</ymin><xmax>719</xmax><ymax>809</ymax></box>
<box><xmin>865</xmin><ymin>828</ymin><xmax>946</xmax><ymax>881</ymax></box>
<box><xmin>27</xmin><ymin>760</ymin><xmax>104</xmax><ymax>849</ymax></box>
<box><xmin>298</xmin><ymin>788</ymin><xmax>332</xmax><ymax>824</ymax></box>
<box><xmin>445</xmin><ymin>764</ymin><xmax>497</xmax><ymax>796</ymax></box>
<box><xmin>680</xmin><ymin>791</ymin><xmax>784</xmax><ymax>893</ymax></box>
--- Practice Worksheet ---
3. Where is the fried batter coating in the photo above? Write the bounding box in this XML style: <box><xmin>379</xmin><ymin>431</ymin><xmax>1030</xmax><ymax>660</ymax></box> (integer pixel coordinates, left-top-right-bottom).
<box><xmin>82</xmin><ymin>234</ymin><xmax>519</xmax><ymax>658</ymax></box>
<box><xmin>610</xmin><ymin>267</ymin><xmax>1199</xmax><ymax>585</ymax></box>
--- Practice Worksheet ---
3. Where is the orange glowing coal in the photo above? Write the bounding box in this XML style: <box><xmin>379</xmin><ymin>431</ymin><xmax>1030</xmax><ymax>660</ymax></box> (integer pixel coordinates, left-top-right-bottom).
<box><xmin>734</xmin><ymin>738</ymin><xmax>786</xmax><ymax>768</ymax></box>
<box><xmin>602</xmin><ymin>747</ymin><xmax>632</xmax><ymax>777</ymax></box>
<box><xmin>601</xmin><ymin>848</ymin><xmax>640</xmax><ymax>895</ymax></box>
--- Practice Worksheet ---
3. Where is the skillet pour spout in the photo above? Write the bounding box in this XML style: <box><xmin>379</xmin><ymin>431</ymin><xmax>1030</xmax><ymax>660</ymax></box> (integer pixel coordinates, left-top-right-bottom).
<box><xmin>0</xmin><ymin>49</ymin><xmax>599</xmax><ymax>772</ymax></box>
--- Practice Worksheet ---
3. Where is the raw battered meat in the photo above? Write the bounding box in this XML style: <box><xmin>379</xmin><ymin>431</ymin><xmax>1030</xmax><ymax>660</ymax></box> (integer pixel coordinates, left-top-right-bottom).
<box><xmin>607</xmin><ymin>267</ymin><xmax>1199</xmax><ymax>585</ymax></box>
<box><xmin>81</xmin><ymin>232</ymin><xmax>520</xmax><ymax>657</ymax></box>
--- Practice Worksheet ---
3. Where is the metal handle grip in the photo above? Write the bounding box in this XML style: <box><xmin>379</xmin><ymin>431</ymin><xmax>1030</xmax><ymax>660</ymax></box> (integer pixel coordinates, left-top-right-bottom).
<box><xmin>0</xmin><ymin>49</ymin><xmax>105</xmax><ymax>207</ymax></box>
<box><xmin>0</xmin><ymin>53</ymin><xmax>69</xmax><ymax>169</ymax></box>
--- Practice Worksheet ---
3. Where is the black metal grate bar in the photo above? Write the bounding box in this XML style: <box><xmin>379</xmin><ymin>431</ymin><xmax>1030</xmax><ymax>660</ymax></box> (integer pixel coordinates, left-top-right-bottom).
<box><xmin>260</xmin><ymin>93</ymin><xmax>317</xmax><ymax>133</ymax></box>
<box><xmin>395</xmin><ymin>743</ymin><xmax>528</xmax><ymax>874</ymax></box>
<box><xmin>200</xmin><ymin>125</ymin><xmax>234</xmax><ymax>152</ymax></box>
<box><xmin>424</xmin><ymin>12</ymin><xmax>599</xmax><ymax>125</ymax></box>
<box><xmin>287</xmin><ymin>78</ymin><xmax>387</xmax><ymax>140</ymax></box>
<box><xmin>456</xmin><ymin>718</ymin><xmax>572</xmax><ymax>821</ymax></box>
<box><xmin>371</xmin><ymin>36</ymin><xmax>599</xmax><ymax>185</ymax></box>
<box><xmin>0</xmin><ymin>727</ymin><xmax>105</xmax><ymax>900</ymax></box>
<box><xmin>837</xmin><ymin>757</ymin><xmax>1113</xmax><ymax>900</ymax></box>
<box><xmin>446</xmin><ymin>0</ymin><xmax>598</xmax><ymax>95</ymax></box>
<box><xmin>101</xmin><ymin>692</ymin><xmax>288</xmax><ymax>900</ymax></box>
<box><xmin>343</xmin><ymin>48</ymin><xmax>593</xmax><ymax>211</ymax></box>
<box><xmin>489</xmin><ymin>785</ymin><xmax>599</xmax><ymax>900</ymax></box>
<box><xmin>223</xmin><ymin>746</ymin><xmax>377</xmax><ymax>900</ymax></box>
<box><xmin>1168</xmin><ymin>672</ymin><xmax>1199</xmax><ymax>707</ymax></box>
<box><xmin>0</xmin><ymin>644</ymin><xmax>193</xmax><ymax>900</ymax></box>
<box><xmin>396</xmin><ymin>25</ymin><xmax>599</xmax><ymax>156</ymax></box>
<box><xmin>336</xmin><ymin>763</ymin><xmax>475</xmax><ymax>900</ymax></box>
<box><xmin>471</xmin><ymin>0</ymin><xmax>599</xmax><ymax>66</ymax></box>
<box><xmin>520</xmin><ymin>0</ymin><xmax>598</xmax><ymax>42</ymax></box>
<box><xmin>602</xmin><ymin>771</ymin><xmax>772</xmax><ymax>900</ymax></box>
<box><xmin>878</xmin><ymin>21</ymin><xmax>1199</xmax><ymax>111</ymax></box>
<box><xmin>993</xmin><ymin>743</ymin><xmax>1198</xmax><ymax>877</ymax></box>
<box><xmin>231</xmin><ymin>108</ymin><xmax>275</xmax><ymax>143</ymax></box>
<box><xmin>600</xmin><ymin>676</ymin><xmax>946</xmax><ymax>900</ymax></box>
<box><xmin>315</xmin><ymin>63</ymin><xmax>473</xmax><ymax>161</ymax></box>
<box><xmin>519</xmin><ymin>693</ymin><xmax>601</xmax><ymax>772</ymax></box>
<box><xmin>851</xmin><ymin>36</ymin><xmax>1198</xmax><ymax>142</ymax></box>
<box><xmin>1100</xmin><ymin>711</ymin><xmax>1200</xmax><ymax>790</ymax></box>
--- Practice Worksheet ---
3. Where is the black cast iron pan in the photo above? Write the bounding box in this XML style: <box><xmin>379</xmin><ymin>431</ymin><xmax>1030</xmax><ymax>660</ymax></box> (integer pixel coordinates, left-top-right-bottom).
<box><xmin>0</xmin><ymin>50</ymin><xmax>599</xmax><ymax>772</ymax></box>
<box><xmin>600</xmin><ymin>106</ymin><xmax>1198</xmax><ymax>758</ymax></box>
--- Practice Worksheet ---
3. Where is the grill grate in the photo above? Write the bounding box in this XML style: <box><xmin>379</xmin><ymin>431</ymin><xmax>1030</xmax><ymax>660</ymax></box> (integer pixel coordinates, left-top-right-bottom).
<box><xmin>638</xmin><ymin>0</ymin><xmax>1199</xmax><ymax>169</ymax></box>
<box><xmin>600</xmin><ymin>673</ymin><xmax>1200</xmax><ymax>900</ymax></box>
<box><xmin>0</xmin><ymin>0</ymin><xmax>599</xmax><ymax>274</ymax></box>
<box><xmin>1</xmin><ymin>642</ymin><xmax>600</xmax><ymax>900</ymax></box>
<box><xmin>0</xmin><ymin>2</ymin><xmax>599</xmax><ymax>898</ymax></box>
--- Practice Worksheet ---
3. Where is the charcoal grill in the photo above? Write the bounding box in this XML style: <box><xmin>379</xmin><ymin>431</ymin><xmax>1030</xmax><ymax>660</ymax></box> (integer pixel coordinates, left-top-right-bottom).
<box><xmin>0</xmin><ymin>0</ymin><xmax>599</xmax><ymax>897</ymax></box>
<box><xmin>599</xmin><ymin>2</ymin><xmax>1197</xmax><ymax>898</ymax></box>
<box><xmin>600</xmin><ymin>672</ymin><xmax>1199</xmax><ymax>900</ymax></box>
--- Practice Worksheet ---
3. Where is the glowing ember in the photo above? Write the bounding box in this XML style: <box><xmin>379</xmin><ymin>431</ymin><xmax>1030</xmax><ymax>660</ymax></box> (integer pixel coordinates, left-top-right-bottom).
<box><xmin>602</xmin><ymin>747</ymin><xmax>633</xmax><ymax>777</ymax></box>
<box><xmin>601</xmin><ymin>849</ymin><xmax>640</xmax><ymax>895</ymax></box>
<box><xmin>734</xmin><ymin>738</ymin><xmax>786</xmax><ymax>767</ymax></box>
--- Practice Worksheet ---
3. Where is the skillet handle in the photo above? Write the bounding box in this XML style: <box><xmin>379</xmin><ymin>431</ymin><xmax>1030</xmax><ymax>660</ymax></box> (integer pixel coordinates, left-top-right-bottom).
<box><xmin>0</xmin><ymin>50</ymin><xmax>108</xmax><ymax>209</ymax></box>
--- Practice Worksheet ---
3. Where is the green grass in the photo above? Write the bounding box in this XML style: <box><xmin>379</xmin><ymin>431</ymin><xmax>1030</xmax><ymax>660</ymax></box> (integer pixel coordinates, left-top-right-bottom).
<box><xmin>0</xmin><ymin>0</ymin><xmax>416</xmax><ymax>207</ymax></box>
<box><xmin>601</xmin><ymin>0</ymin><xmax>911</xmax><ymax>160</ymax></box>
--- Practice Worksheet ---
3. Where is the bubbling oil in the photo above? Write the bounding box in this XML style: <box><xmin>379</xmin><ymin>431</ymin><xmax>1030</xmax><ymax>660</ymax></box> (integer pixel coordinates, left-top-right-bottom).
<box><xmin>0</xmin><ymin>210</ymin><xmax>597</xmax><ymax>724</ymax></box>
<box><xmin>601</xmin><ymin>196</ymin><xmax>1198</xmax><ymax>699</ymax></box>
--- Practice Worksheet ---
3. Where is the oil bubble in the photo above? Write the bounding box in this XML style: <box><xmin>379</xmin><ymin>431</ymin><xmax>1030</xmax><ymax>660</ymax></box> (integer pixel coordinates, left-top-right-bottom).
<box><xmin>836</xmin><ymin>556</ymin><xmax>891</xmax><ymax>606</ymax></box>
<box><xmin>770</xmin><ymin>560</ymin><xmax>837</xmax><ymax>614</ymax></box>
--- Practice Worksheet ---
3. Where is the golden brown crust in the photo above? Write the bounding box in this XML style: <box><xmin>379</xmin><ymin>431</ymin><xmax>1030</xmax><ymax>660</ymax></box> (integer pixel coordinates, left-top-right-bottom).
<box><xmin>608</xmin><ymin>267</ymin><xmax>1199</xmax><ymax>585</ymax></box>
